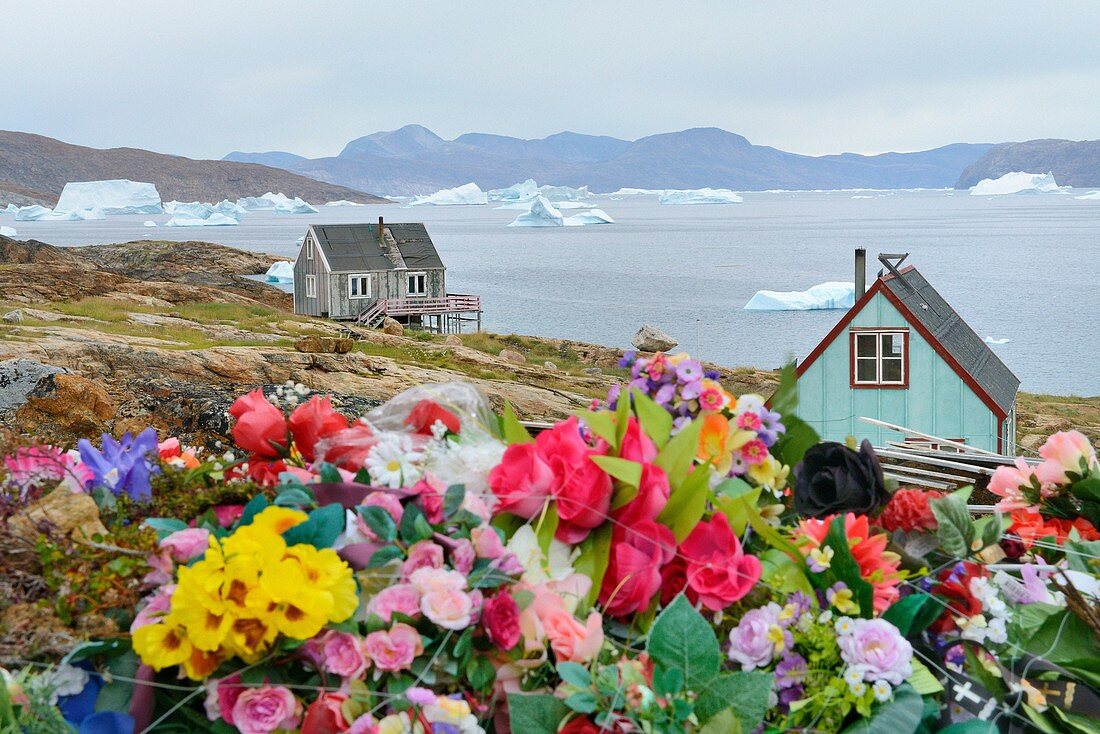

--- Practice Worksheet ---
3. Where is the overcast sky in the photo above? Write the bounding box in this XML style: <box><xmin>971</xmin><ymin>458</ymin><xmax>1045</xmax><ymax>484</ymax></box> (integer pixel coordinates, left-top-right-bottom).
<box><xmin>4</xmin><ymin>1</ymin><xmax>1100</xmax><ymax>160</ymax></box>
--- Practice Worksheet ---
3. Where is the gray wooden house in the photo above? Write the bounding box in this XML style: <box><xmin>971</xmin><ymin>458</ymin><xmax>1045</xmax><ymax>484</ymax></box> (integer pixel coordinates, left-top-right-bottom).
<box><xmin>293</xmin><ymin>219</ymin><xmax>480</xmax><ymax>333</ymax></box>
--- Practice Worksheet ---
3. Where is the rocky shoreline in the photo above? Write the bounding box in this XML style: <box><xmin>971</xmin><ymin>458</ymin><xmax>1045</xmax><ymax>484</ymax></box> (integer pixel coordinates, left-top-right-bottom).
<box><xmin>0</xmin><ymin>234</ymin><xmax>1093</xmax><ymax>451</ymax></box>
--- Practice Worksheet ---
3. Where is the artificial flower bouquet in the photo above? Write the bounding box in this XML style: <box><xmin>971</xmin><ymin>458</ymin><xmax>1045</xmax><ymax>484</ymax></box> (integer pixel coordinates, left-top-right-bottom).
<box><xmin>1</xmin><ymin>357</ymin><xmax>1099</xmax><ymax>734</ymax></box>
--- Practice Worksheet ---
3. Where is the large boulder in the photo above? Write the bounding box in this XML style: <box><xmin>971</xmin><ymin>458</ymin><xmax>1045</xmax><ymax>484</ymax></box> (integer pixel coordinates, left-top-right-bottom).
<box><xmin>380</xmin><ymin>317</ymin><xmax>404</xmax><ymax>336</ymax></box>
<box><xmin>631</xmin><ymin>324</ymin><xmax>677</xmax><ymax>353</ymax></box>
<box><xmin>500</xmin><ymin>349</ymin><xmax>526</xmax><ymax>364</ymax></box>
<box><xmin>0</xmin><ymin>358</ymin><xmax>66</xmax><ymax>410</ymax></box>
<box><xmin>14</xmin><ymin>373</ymin><xmax>117</xmax><ymax>437</ymax></box>
<box><xmin>294</xmin><ymin>336</ymin><xmax>354</xmax><ymax>354</ymax></box>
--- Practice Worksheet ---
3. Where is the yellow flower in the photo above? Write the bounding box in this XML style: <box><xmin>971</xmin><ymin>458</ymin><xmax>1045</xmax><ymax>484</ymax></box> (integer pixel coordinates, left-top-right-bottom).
<box><xmin>224</xmin><ymin>615</ymin><xmax>278</xmax><ymax>660</ymax></box>
<box><xmin>747</xmin><ymin>456</ymin><xmax>790</xmax><ymax>493</ymax></box>
<box><xmin>697</xmin><ymin>414</ymin><xmax>754</xmax><ymax>475</ymax></box>
<box><xmin>249</xmin><ymin>506</ymin><xmax>308</xmax><ymax>536</ymax></box>
<box><xmin>765</xmin><ymin>624</ymin><xmax>788</xmax><ymax>654</ymax></box>
<box><xmin>133</xmin><ymin>622</ymin><xmax>193</xmax><ymax>671</ymax></box>
<box><xmin>248</xmin><ymin>558</ymin><xmax>334</xmax><ymax>640</ymax></box>
<box><xmin>181</xmin><ymin>647</ymin><xmax>225</xmax><ymax>681</ymax></box>
<box><xmin>221</xmin><ymin>524</ymin><xmax>288</xmax><ymax>568</ymax></box>
<box><xmin>285</xmin><ymin>544</ymin><xmax>358</xmax><ymax>623</ymax></box>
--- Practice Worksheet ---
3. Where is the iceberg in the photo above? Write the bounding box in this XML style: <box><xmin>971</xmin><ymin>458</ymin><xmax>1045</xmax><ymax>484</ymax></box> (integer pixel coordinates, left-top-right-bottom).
<box><xmin>143</xmin><ymin>221</ymin><xmax>157</xmax><ymax>227</ymax></box>
<box><xmin>3</xmin><ymin>203</ymin><xmax>19</xmax><ymax>215</ymax></box>
<box><xmin>265</xmin><ymin>261</ymin><xmax>295</xmax><ymax>283</ymax></box>
<box><xmin>659</xmin><ymin>188</ymin><xmax>743</xmax><ymax>205</ymax></box>
<box><xmin>743</xmin><ymin>281</ymin><xmax>855</xmax><ymax>311</ymax></box>
<box><xmin>15</xmin><ymin>205</ymin><xmax>55</xmax><ymax>221</ymax></box>
<box><xmin>605</xmin><ymin>188</ymin><xmax>666</xmax><ymax>197</ymax></box>
<box><xmin>507</xmin><ymin>196</ymin><xmax>565</xmax><ymax>227</ymax></box>
<box><xmin>54</xmin><ymin>179</ymin><xmax>163</xmax><ymax>215</ymax></box>
<box><xmin>213</xmin><ymin>199</ymin><xmax>248</xmax><ymax>219</ymax></box>
<box><xmin>488</xmin><ymin>179</ymin><xmax>539</xmax><ymax>202</ymax></box>
<box><xmin>554</xmin><ymin>201</ymin><xmax>596</xmax><ymax>209</ymax></box>
<box><xmin>564</xmin><ymin>209</ymin><xmax>615</xmax><ymax>226</ymax></box>
<box><xmin>164</xmin><ymin>212</ymin><xmax>239</xmax><ymax>227</ymax></box>
<box><xmin>539</xmin><ymin>184</ymin><xmax>590</xmax><ymax>202</ymax></box>
<box><xmin>969</xmin><ymin>171</ymin><xmax>1061</xmax><ymax>195</ymax></box>
<box><xmin>236</xmin><ymin>195</ymin><xmax>277</xmax><ymax>210</ymax></box>
<box><xmin>323</xmin><ymin>200</ymin><xmax>366</xmax><ymax>207</ymax></box>
<box><xmin>1075</xmin><ymin>190</ymin><xmax>1100</xmax><ymax>200</ymax></box>
<box><xmin>408</xmin><ymin>183</ymin><xmax>488</xmax><ymax>206</ymax></box>
<box><xmin>494</xmin><ymin>201</ymin><xmax>537</xmax><ymax>210</ymax></box>
<box><xmin>983</xmin><ymin>336</ymin><xmax>1010</xmax><ymax>345</ymax></box>
<box><xmin>166</xmin><ymin>201</ymin><xmax>215</xmax><ymax>218</ymax></box>
<box><xmin>63</xmin><ymin>207</ymin><xmax>106</xmax><ymax>220</ymax></box>
<box><xmin>233</xmin><ymin>192</ymin><xmax>317</xmax><ymax>213</ymax></box>
<box><xmin>15</xmin><ymin>204</ymin><xmax>105</xmax><ymax>221</ymax></box>
<box><xmin>0</xmin><ymin>226</ymin><xmax>16</xmax><ymax>238</ymax></box>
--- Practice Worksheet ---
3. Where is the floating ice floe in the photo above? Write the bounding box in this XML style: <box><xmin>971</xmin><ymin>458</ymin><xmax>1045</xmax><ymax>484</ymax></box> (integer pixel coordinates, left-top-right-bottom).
<box><xmin>407</xmin><ymin>183</ymin><xmax>488</xmax><ymax>207</ymax></box>
<box><xmin>983</xmin><ymin>336</ymin><xmax>1010</xmax><ymax>345</ymax></box>
<box><xmin>235</xmin><ymin>192</ymin><xmax>318</xmax><ymax>214</ymax></box>
<box><xmin>265</xmin><ymin>261</ymin><xmax>295</xmax><ymax>283</ymax></box>
<box><xmin>214</xmin><ymin>200</ymin><xmax>248</xmax><ymax>218</ymax></box>
<box><xmin>539</xmin><ymin>184</ymin><xmax>590</xmax><ymax>202</ymax></box>
<box><xmin>488</xmin><ymin>179</ymin><xmax>539</xmax><ymax>202</ymax></box>
<box><xmin>323</xmin><ymin>200</ymin><xmax>366</xmax><ymax>207</ymax></box>
<box><xmin>508</xmin><ymin>196</ymin><xmax>564</xmax><ymax>227</ymax></box>
<box><xmin>1075</xmin><ymin>191</ymin><xmax>1100</xmax><ymax>200</ymax></box>
<box><xmin>143</xmin><ymin>221</ymin><xmax>157</xmax><ymax>228</ymax></box>
<box><xmin>744</xmin><ymin>281</ymin><xmax>855</xmax><ymax>311</ymax></box>
<box><xmin>164</xmin><ymin>212</ymin><xmax>240</xmax><ymax>227</ymax></box>
<box><xmin>554</xmin><ymin>201</ymin><xmax>596</xmax><ymax>209</ymax></box>
<box><xmin>55</xmin><ymin>179</ymin><xmax>163</xmax><ymax>215</ymax></box>
<box><xmin>605</xmin><ymin>188</ymin><xmax>666</xmax><ymax>197</ymax></box>
<box><xmin>0</xmin><ymin>226</ymin><xmax>16</xmax><ymax>238</ymax></box>
<box><xmin>2</xmin><ymin>204</ymin><xmax>19</xmax><ymax>215</ymax></box>
<box><xmin>659</xmin><ymin>188</ymin><xmax>743</xmax><ymax>205</ymax></box>
<box><xmin>564</xmin><ymin>209</ymin><xmax>614</xmax><ymax>226</ymax></box>
<box><xmin>14</xmin><ymin>205</ymin><xmax>104</xmax><ymax>221</ymax></box>
<box><xmin>65</xmin><ymin>207</ymin><xmax>106</xmax><ymax>220</ymax></box>
<box><xmin>969</xmin><ymin>172</ymin><xmax>1061</xmax><ymax>195</ymax></box>
<box><xmin>494</xmin><ymin>201</ymin><xmax>537</xmax><ymax>210</ymax></box>
<box><xmin>14</xmin><ymin>205</ymin><xmax>54</xmax><ymax>221</ymax></box>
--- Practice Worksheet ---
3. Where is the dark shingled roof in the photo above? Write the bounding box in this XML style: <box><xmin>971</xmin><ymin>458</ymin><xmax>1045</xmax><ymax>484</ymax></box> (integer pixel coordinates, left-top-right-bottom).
<box><xmin>883</xmin><ymin>266</ymin><xmax>1020</xmax><ymax>414</ymax></box>
<box><xmin>309</xmin><ymin>223</ymin><xmax>444</xmax><ymax>272</ymax></box>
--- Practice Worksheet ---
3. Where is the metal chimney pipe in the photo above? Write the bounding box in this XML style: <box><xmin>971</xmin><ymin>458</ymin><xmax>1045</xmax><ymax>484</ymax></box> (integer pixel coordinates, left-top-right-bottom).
<box><xmin>378</xmin><ymin>216</ymin><xmax>384</xmax><ymax>245</ymax></box>
<box><xmin>854</xmin><ymin>247</ymin><xmax>867</xmax><ymax>298</ymax></box>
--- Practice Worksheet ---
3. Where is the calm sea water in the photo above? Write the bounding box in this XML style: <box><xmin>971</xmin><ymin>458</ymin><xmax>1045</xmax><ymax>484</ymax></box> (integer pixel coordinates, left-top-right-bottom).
<box><xmin>7</xmin><ymin>190</ymin><xmax>1099</xmax><ymax>395</ymax></box>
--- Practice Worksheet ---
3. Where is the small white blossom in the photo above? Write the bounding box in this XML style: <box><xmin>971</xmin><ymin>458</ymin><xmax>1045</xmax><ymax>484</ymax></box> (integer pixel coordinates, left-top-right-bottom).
<box><xmin>872</xmin><ymin>680</ymin><xmax>892</xmax><ymax>702</ymax></box>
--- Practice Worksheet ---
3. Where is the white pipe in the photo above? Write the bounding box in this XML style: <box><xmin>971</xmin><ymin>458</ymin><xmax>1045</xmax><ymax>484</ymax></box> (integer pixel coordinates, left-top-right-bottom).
<box><xmin>859</xmin><ymin>416</ymin><xmax>1003</xmax><ymax>457</ymax></box>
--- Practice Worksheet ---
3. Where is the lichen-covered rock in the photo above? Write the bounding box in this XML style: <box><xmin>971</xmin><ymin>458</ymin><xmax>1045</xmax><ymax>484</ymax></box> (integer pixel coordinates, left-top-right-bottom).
<box><xmin>500</xmin><ymin>349</ymin><xmax>526</xmax><ymax>364</ymax></box>
<box><xmin>8</xmin><ymin>488</ymin><xmax>109</xmax><ymax>544</ymax></box>
<box><xmin>295</xmin><ymin>336</ymin><xmax>355</xmax><ymax>354</ymax></box>
<box><xmin>15</xmin><ymin>373</ymin><xmax>117</xmax><ymax>437</ymax></box>
<box><xmin>631</xmin><ymin>324</ymin><xmax>677</xmax><ymax>352</ymax></box>
<box><xmin>0</xmin><ymin>358</ymin><xmax>66</xmax><ymax>410</ymax></box>
<box><xmin>381</xmin><ymin>317</ymin><xmax>404</xmax><ymax>336</ymax></box>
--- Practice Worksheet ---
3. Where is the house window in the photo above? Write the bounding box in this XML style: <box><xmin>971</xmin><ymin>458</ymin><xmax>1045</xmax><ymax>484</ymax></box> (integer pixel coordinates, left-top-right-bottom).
<box><xmin>850</xmin><ymin>329</ymin><xmax>908</xmax><ymax>388</ymax></box>
<box><xmin>305</xmin><ymin>238</ymin><xmax>314</xmax><ymax>260</ymax></box>
<box><xmin>348</xmin><ymin>273</ymin><xmax>372</xmax><ymax>299</ymax></box>
<box><xmin>407</xmin><ymin>272</ymin><xmax>427</xmax><ymax>297</ymax></box>
<box><xmin>305</xmin><ymin>275</ymin><xmax>316</xmax><ymax>298</ymax></box>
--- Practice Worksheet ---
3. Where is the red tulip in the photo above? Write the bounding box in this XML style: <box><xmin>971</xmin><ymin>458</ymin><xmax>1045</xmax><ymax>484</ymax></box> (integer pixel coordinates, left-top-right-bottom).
<box><xmin>289</xmin><ymin>395</ymin><xmax>350</xmax><ymax>462</ymax></box>
<box><xmin>404</xmin><ymin>399</ymin><xmax>462</xmax><ymax>435</ymax></box>
<box><xmin>228</xmin><ymin>389</ymin><xmax>288</xmax><ymax>459</ymax></box>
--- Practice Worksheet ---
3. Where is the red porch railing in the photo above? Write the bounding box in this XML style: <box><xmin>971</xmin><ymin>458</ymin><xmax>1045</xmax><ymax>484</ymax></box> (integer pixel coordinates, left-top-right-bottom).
<box><xmin>357</xmin><ymin>294</ymin><xmax>481</xmax><ymax>328</ymax></box>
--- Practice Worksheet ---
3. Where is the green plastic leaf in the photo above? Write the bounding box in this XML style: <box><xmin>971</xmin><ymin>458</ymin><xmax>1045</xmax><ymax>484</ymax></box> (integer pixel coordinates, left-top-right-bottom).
<box><xmin>358</xmin><ymin>505</ymin><xmax>397</xmax><ymax>542</ymax></box>
<box><xmin>443</xmin><ymin>484</ymin><xmax>466</xmax><ymax>518</ymax></box>
<box><xmin>655</xmin><ymin>416</ymin><xmax>703</xmax><ymax>489</ymax></box>
<box><xmin>535</xmin><ymin>502</ymin><xmax>560</xmax><ymax>558</ymax></box>
<box><xmin>656</xmin><ymin>463</ymin><xmax>711</xmax><ymax>542</ymax></box>
<box><xmin>557</xmin><ymin>662</ymin><xmax>592</xmax><ymax>689</ymax></box>
<box><xmin>769</xmin><ymin>361</ymin><xmax>798</xmax><ymax>416</ymax></box>
<box><xmin>399</xmin><ymin>503</ymin><xmax>431</xmax><ymax>544</ymax></box>
<box><xmin>760</xmin><ymin>548</ymin><xmax>814</xmax><ymax>597</ymax></box>
<box><xmin>935</xmin><ymin>722</ymin><xmax>998</xmax><ymax>734</ymax></box>
<box><xmin>614</xmin><ymin>387</ymin><xmax>631</xmax><ymax>445</ymax></box>
<box><xmin>905</xmin><ymin>659</ymin><xmax>944</xmax><ymax>695</ymax></box>
<box><xmin>318</xmin><ymin>462</ymin><xmax>342</xmax><ymax>484</ymax></box>
<box><xmin>282</xmin><ymin>502</ymin><xmax>345</xmax><ymax>548</ymax></box>
<box><xmin>141</xmin><ymin>517</ymin><xmax>188</xmax><ymax>540</ymax></box>
<box><xmin>367</xmin><ymin>545</ymin><xmax>404</xmax><ymax>568</ymax></box>
<box><xmin>714</xmin><ymin>487</ymin><xmax>762</xmax><ymax>536</ymax></box>
<box><xmin>589</xmin><ymin>455</ymin><xmax>643</xmax><ymax>488</ymax></box>
<box><xmin>694</xmin><ymin>671</ymin><xmax>773</xmax><ymax>729</ymax></box>
<box><xmin>631</xmin><ymin>389</ymin><xmax>674</xmax><ymax>448</ymax></box>
<box><xmin>930</xmin><ymin>488</ymin><xmax>975</xmax><ymax>557</ymax></box>
<box><xmin>823</xmin><ymin>515</ymin><xmax>875</xmax><ymax>617</ymax></box>
<box><xmin>574</xmin><ymin>523</ymin><xmax>612</xmax><ymax>612</ymax></box>
<box><xmin>771</xmin><ymin>415</ymin><xmax>820</xmax><ymax>468</ymax></box>
<box><xmin>239</xmin><ymin>493</ymin><xmax>270</xmax><ymax>527</ymax></box>
<box><xmin>840</xmin><ymin>683</ymin><xmax>923</xmax><ymax>734</ymax></box>
<box><xmin>564</xmin><ymin>691</ymin><xmax>598</xmax><ymax>714</ymax></box>
<box><xmin>577</xmin><ymin>410</ymin><xmax>617</xmax><ymax>447</ymax></box>
<box><xmin>94</xmin><ymin>650</ymin><xmax>140</xmax><ymax>714</ymax></box>
<box><xmin>647</xmin><ymin>594</ymin><xmax>720</xmax><ymax>689</ymax></box>
<box><xmin>501</xmin><ymin>402</ymin><xmax>534</xmax><ymax>444</ymax></box>
<box><xmin>699</xmin><ymin>708</ymin><xmax>742</xmax><ymax>734</ymax></box>
<box><xmin>63</xmin><ymin>638</ymin><xmax>131</xmax><ymax>664</ymax></box>
<box><xmin>882</xmin><ymin>594</ymin><xmax>940</xmax><ymax>637</ymax></box>
<box><xmin>506</xmin><ymin>694</ymin><xmax>569</xmax><ymax>734</ymax></box>
<box><xmin>274</xmin><ymin>487</ymin><xmax>315</xmax><ymax>508</ymax></box>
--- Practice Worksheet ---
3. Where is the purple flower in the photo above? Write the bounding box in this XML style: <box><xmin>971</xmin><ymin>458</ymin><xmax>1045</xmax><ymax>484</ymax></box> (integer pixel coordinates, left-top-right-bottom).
<box><xmin>728</xmin><ymin>454</ymin><xmax>748</xmax><ymax>476</ymax></box>
<box><xmin>757</xmin><ymin>408</ymin><xmax>786</xmax><ymax>447</ymax></box>
<box><xmin>777</xmin><ymin>685</ymin><xmax>804</xmax><ymax>710</ymax></box>
<box><xmin>405</xmin><ymin>686</ymin><xmax>437</xmax><ymax>706</ymax></box>
<box><xmin>77</xmin><ymin>428</ymin><xmax>160</xmax><ymax>501</ymax></box>
<box><xmin>618</xmin><ymin>350</ymin><xmax>638</xmax><ymax>369</ymax></box>
<box><xmin>704</xmin><ymin>369</ymin><xmax>720</xmax><ymax>380</ymax></box>
<box><xmin>728</xmin><ymin>603</ymin><xmax>790</xmax><ymax>671</ymax></box>
<box><xmin>783</xmin><ymin>591</ymin><xmax>813</xmax><ymax>623</ymax></box>
<box><xmin>607</xmin><ymin>384</ymin><xmax>621</xmax><ymax>409</ymax></box>
<box><xmin>672</xmin><ymin>416</ymin><xmax>693</xmax><ymax>434</ymax></box>
<box><xmin>654</xmin><ymin>383</ymin><xmax>676</xmax><ymax>406</ymax></box>
<box><xmin>837</xmin><ymin>618</ymin><xmax>913</xmax><ymax>685</ymax></box>
<box><xmin>679</xmin><ymin>380</ymin><xmax>702</xmax><ymax>401</ymax></box>
<box><xmin>675</xmin><ymin>359</ymin><xmax>703</xmax><ymax>383</ymax></box>
<box><xmin>775</xmin><ymin>652</ymin><xmax>808</xmax><ymax>689</ymax></box>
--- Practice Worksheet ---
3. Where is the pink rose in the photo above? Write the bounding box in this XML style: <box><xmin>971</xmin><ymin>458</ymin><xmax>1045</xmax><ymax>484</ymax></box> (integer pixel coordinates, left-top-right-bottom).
<box><xmin>364</xmin><ymin>623</ymin><xmax>423</xmax><ymax>671</ymax></box>
<box><xmin>421</xmin><ymin>588</ymin><xmax>475</xmax><ymax>630</ymax></box>
<box><xmin>229</xmin><ymin>389</ymin><xmax>288</xmax><ymax>460</ymax></box>
<box><xmin>489</xmin><ymin>442</ymin><xmax>555</xmax><ymax>518</ymax></box>
<box><xmin>611</xmin><ymin>463</ymin><xmax>669</xmax><ymax>527</ymax></box>
<box><xmin>412</xmin><ymin>475</ymin><xmax>446</xmax><ymax>524</ymax></box>
<box><xmin>452</xmin><ymin>538</ymin><xmax>476</xmax><ymax>575</ymax></box>
<box><xmin>321</xmin><ymin>630</ymin><xmax>368</xmax><ymax>679</ymax></box>
<box><xmin>1036</xmin><ymin>430</ymin><xmax>1097</xmax><ymax>485</ymax></box>
<box><xmin>366</xmin><ymin>584</ymin><xmax>421</xmax><ymax>623</ymax></box>
<box><xmin>542</xmin><ymin>607</ymin><xmax>604</xmax><ymax>663</ymax></box>
<box><xmin>130</xmin><ymin>584</ymin><xmax>175</xmax><ymax>633</ymax></box>
<box><xmin>401</xmin><ymin>540</ymin><xmax>444</xmax><ymax>580</ymax></box>
<box><xmin>300</xmin><ymin>692</ymin><xmax>348</xmax><ymax>734</ymax></box>
<box><xmin>481</xmin><ymin>591</ymin><xmax>521</xmax><ymax>650</ymax></box>
<box><xmin>408</xmin><ymin>567</ymin><xmax>466</xmax><ymax>594</ymax></box>
<box><xmin>232</xmin><ymin>685</ymin><xmax>301</xmax><ymax>734</ymax></box>
<box><xmin>159</xmin><ymin>528</ymin><xmax>211</xmax><ymax>563</ymax></box>
<box><xmin>552</xmin><ymin>450</ymin><xmax>613</xmax><ymax>544</ymax></box>
<box><xmin>679</xmin><ymin>513</ymin><xmax>761</xmax><ymax>611</ymax></box>
<box><xmin>356</xmin><ymin>491</ymin><xmax>405</xmax><ymax>542</ymax></box>
<box><xmin>618</xmin><ymin>418</ymin><xmax>657</xmax><ymax>463</ymax></box>
<box><xmin>989</xmin><ymin>458</ymin><xmax>1041</xmax><ymax>512</ymax></box>
<box><xmin>599</xmin><ymin>520</ymin><xmax>675</xmax><ymax>618</ymax></box>
<box><xmin>471</xmin><ymin>525</ymin><xmax>507</xmax><ymax>559</ymax></box>
<box><xmin>347</xmin><ymin>714</ymin><xmax>379</xmax><ymax>734</ymax></box>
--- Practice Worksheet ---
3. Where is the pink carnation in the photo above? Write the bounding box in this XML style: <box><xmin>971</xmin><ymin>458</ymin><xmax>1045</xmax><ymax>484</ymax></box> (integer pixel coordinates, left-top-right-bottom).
<box><xmin>401</xmin><ymin>540</ymin><xmax>444</xmax><ymax>580</ymax></box>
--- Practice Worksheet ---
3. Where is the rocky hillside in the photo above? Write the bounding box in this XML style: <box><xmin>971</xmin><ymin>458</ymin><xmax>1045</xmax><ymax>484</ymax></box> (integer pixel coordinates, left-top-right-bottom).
<box><xmin>0</xmin><ymin>131</ymin><xmax>389</xmax><ymax>206</ymax></box>
<box><xmin>955</xmin><ymin>138</ymin><xmax>1100</xmax><ymax>188</ymax></box>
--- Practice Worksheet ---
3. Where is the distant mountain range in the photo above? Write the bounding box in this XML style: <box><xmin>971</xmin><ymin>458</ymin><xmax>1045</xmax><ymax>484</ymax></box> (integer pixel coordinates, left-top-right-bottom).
<box><xmin>955</xmin><ymin>139</ymin><xmax>1100</xmax><ymax>188</ymax></box>
<box><xmin>0</xmin><ymin>131</ymin><xmax>386</xmax><ymax>207</ymax></box>
<box><xmin>225</xmin><ymin>124</ymin><xmax>995</xmax><ymax>195</ymax></box>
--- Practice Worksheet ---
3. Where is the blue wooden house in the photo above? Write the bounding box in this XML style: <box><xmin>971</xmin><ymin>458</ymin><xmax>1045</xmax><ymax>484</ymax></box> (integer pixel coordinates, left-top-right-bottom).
<box><xmin>795</xmin><ymin>253</ymin><xmax>1020</xmax><ymax>454</ymax></box>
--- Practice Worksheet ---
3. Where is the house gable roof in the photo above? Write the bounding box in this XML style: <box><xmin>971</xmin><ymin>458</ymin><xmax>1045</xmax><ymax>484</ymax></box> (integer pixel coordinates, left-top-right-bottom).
<box><xmin>796</xmin><ymin>266</ymin><xmax>1020</xmax><ymax>419</ymax></box>
<box><xmin>308</xmin><ymin>223</ymin><xmax>444</xmax><ymax>272</ymax></box>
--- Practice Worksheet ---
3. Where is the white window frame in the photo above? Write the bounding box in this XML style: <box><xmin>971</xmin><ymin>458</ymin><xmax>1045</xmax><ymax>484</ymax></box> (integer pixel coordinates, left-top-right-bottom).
<box><xmin>305</xmin><ymin>238</ymin><xmax>314</xmax><ymax>260</ymax></box>
<box><xmin>348</xmin><ymin>273</ymin><xmax>372</xmax><ymax>299</ymax></box>
<box><xmin>851</xmin><ymin>329</ymin><xmax>907</xmax><ymax>387</ymax></box>
<box><xmin>406</xmin><ymin>271</ymin><xmax>427</xmax><ymax>297</ymax></box>
<box><xmin>304</xmin><ymin>275</ymin><xmax>316</xmax><ymax>299</ymax></box>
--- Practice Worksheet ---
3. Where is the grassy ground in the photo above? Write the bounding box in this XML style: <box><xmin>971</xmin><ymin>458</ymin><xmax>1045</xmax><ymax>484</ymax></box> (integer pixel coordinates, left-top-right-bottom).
<box><xmin>1016</xmin><ymin>392</ymin><xmax>1100</xmax><ymax>450</ymax></box>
